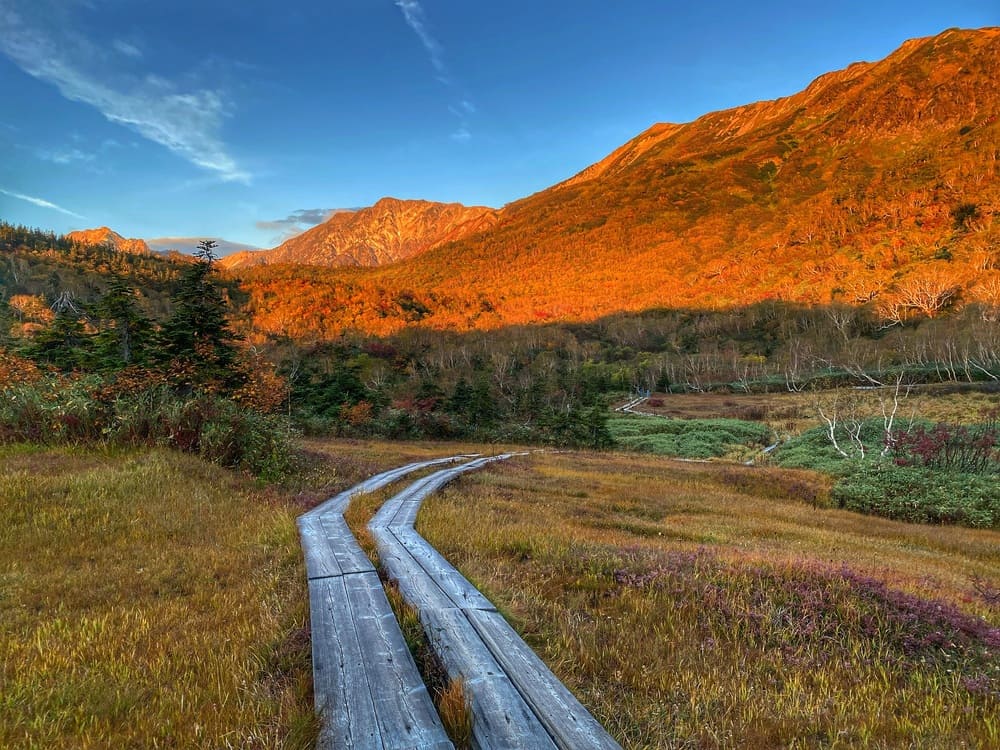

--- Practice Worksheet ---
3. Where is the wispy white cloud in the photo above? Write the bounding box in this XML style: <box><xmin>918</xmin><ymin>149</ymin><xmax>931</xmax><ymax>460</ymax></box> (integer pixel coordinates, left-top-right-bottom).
<box><xmin>0</xmin><ymin>3</ymin><xmax>249</xmax><ymax>183</ymax></box>
<box><xmin>112</xmin><ymin>39</ymin><xmax>142</xmax><ymax>59</ymax></box>
<box><xmin>394</xmin><ymin>1</ymin><xmax>477</xmax><ymax>142</ymax></box>
<box><xmin>395</xmin><ymin>0</ymin><xmax>447</xmax><ymax>80</ymax></box>
<box><xmin>0</xmin><ymin>187</ymin><xmax>86</xmax><ymax>219</ymax></box>
<box><xmin>35</xmin><ymin>147</ymin><xmax>95</xmax><ymax>165</ymax></box>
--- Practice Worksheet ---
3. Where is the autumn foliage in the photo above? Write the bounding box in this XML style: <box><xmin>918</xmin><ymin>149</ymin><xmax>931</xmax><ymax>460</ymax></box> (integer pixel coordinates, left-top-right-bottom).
<box><xmin>231</xmin><ymin>29</ymin><xmax>1000</xmax><ymax>339</ymax></box>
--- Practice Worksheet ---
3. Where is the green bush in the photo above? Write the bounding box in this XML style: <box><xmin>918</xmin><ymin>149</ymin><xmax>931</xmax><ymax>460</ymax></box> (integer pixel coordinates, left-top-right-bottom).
<box><xmin>772</xmin><ymin>420</ymin><xmax>894</xmax><ymax>475</ymax></box>
<box><xmin>832</xmin><ymin>464</ymin><xmax>999</xmax><ymax>528</ymax></box>
<box><xmin>609</xmin><ymin>416</ymin><xmax>772</xmax><ymax>459</ymax></box>
<box><xmin>0</xmin><ymin>380</ymin><xmax>296</xmax><ymax>479</ymax></box>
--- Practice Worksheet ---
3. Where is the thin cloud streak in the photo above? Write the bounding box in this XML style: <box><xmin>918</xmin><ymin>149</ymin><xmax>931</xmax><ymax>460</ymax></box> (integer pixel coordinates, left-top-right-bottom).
<box><xmin>112</xmin><ymin>39</ymin><xmax>142</xmax><ymax>58</ymax></box>
<box><xmin>0</xmin><ymin>4</ymin><xmax>249</xmax><ymax>183</ymax></box>
<box><xmin>394</xmin><ymin>1</ymin><xmax>477</xmax><ymax>141</ymax></box>
<box><xmin>255</xmin><ymin>207</ymin><xmax>356</xmax><ymax>243</ymax></box>
<box><xmin>395</xmin><ymin>0</ymin><xmax>447</xmax><ymax>78</ymax></box>
<box><xmin>0</xmin><ymin>187</ymin><xmax>86</xmax><ymax>219</ymax></box>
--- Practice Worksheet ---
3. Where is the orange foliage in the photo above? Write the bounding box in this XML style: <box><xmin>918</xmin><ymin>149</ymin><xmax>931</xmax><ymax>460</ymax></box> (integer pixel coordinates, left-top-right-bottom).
<box><xmin>226</xmin><ymin>29</ymin><xmax>1000</xmax><ymax>340</ymax></box>
<box><xmin>0</xmin><ymin>349</ymin><xmax>43</xmax><ymax>386</ymax></box>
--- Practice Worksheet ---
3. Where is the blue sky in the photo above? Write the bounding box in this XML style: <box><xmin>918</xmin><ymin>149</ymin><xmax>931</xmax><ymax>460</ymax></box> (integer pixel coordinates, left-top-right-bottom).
<box><xmin>1</xmin><ymin>0</ymin><xmax>997</xmax><ymax>249</ymax></box>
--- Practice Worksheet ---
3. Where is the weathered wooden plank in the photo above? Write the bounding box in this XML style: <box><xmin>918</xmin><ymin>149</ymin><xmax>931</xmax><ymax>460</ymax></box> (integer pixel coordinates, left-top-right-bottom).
<box><xmin>376</xmin><ymin>535</ymin><xmax>459</xmax><ymax>612</ymax></box>
<box><xmin>378</xmin><ymin>458</ymin><xmax>499</xmax><ymax>530</ymax></box>
<box><xmin>308</xmin><ymin>577</ymin><xmax>381</xmax><ymax>750</ymax></box>
<box><xmin>367</xmin><ymin>452</ymin><xmax>621</xmax><ymax>750</ymax></box>
<box><xmin>298</xmin><ymin>514</ymin><xmax>343</xmax><ymax>580</ymax></box>
<box><xmin>319</xmin><ymin>512</ymin><xmax>376</xmax><ymax>575</ymax></box>
<box><xmin>344</xmin><ymin>571</ymin><xmax>454</xmax><ymax>750</ymax></box>
<box><xmin>371</xmin><ymin>473</ymin><xmax>442</xmax><ymax>531</ymax></box>
<box><xmin>466</xmin><ymin>608</ymin><xmax>620</xmax><ymax>750</ymax></box>
<box><xmin>422</xmin><ymin>606</ymin><xmax>558</xmax><ymax>750</ymax></box>
<box><xmin>311</xmin><ymin>455</ymin><xmax>472</xmax><ymax>521</ymax></box>
<box><xmin>394</xmin><ymin>528</ymin><xmax>496</xmax><ymax>611</ymax></box>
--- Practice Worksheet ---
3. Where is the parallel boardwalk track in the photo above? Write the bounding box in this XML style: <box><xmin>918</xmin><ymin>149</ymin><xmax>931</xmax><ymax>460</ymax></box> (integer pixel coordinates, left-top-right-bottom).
<box><xmin>299</xmin><ymin>457</ymin><xmax>469</xmax><ymax>750</ymax></box>
<box><xmin>300</xmin><ymin>453</ymin><xmax>620</xmax><ymax>749</ymax></box>
<box><xmin>370</xmin><ymin>457</ymin><xmax>622</xmax><ymax>750</ymax></box>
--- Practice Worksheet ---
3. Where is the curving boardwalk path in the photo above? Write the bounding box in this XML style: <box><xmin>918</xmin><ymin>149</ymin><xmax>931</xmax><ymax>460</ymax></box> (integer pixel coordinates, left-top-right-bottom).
<box><xmin>300</xmin><ymin>453</ymin><xmax>620</xmax><ymax>750</ymax></box>
<box><xmin>370</xmin><ymin>456</ymin><xmax>621</xmax><ymax>750</ymax></box>
<box><xmin>299</xmin><ymin>456</ymin><xmax>472</xmax><ymax>750</ymax></box>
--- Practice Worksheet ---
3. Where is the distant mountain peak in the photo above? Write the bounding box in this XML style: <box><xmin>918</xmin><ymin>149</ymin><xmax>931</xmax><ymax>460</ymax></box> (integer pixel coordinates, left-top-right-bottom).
<box><xmin>66</xmin><ymin>227</ymin><xmax>151</xmax><ymax>255</ymax></box>
<box><xmin>221</xmin><ymin>197</ymin><xmax>497</xmax><ymax>270</ymax></box>
<box><xmin>235</xmin><ymin>26</ymin><xmax>1000</xmax><ymax>338</ymax></box>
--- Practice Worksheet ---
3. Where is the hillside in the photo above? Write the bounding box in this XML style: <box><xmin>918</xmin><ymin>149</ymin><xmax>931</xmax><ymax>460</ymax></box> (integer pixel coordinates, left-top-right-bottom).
<box><xmin>221</xmin><ymin>197</ymin><xmax>497</xmax><ymax>270</ymax></box>
<box><xmin>235</xmin><ymin>27</ymin><xmax>1000</xmax><ymax>339</ymax></box>
<box><xmin>65</xmin><ymin>227</ymin><xmax>151</xmax><ymax>255</ymax></box>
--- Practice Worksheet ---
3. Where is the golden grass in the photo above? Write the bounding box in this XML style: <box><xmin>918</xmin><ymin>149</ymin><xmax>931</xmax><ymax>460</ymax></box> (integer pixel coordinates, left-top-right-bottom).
<box><xmin>417</xmin><ymin>451</ymin><xmax>1000</xmax><ymax>749</ymax></box>
<box><xmin>437</xmin><ymin>678</ymin><xmax>472</xmax><ymax>749</ymax></box>
<box><xmin>0</xmin><ymin>445</ymin><xmax>318</xmax><ymax>749</ymax></box>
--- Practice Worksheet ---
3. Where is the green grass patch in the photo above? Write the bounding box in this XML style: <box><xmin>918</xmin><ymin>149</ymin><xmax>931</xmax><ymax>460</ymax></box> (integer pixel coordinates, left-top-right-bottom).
<box><xmin>832</xmin><ymin>464</ymin><xmax>999</xmax><ymax>528</ymax></box>
<box><xmin>609</xmin><ymin>416</ymin><xmax>772</xmax><ymax>460</ymax></box>
<box><xmin>773</xmin><ymin>420</ymin><xmax>1000</xmax><ymax>528</ymax></box>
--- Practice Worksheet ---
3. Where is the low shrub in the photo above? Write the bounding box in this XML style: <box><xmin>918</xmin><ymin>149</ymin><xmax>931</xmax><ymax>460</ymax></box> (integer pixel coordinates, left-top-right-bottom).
<box><xmin>609</xmin><ymin>416</ymin><xmax>772</xmax><ymax>459</ymax></box>
<box><xmin>832</xmin><ymin>464</ymin><xmax>999</xmax><ymax>528</ymax></box>
<box><xmin>891</xmin><ymin>416</ymin><xmax>998</xmax><ymax>474</ymax></box>
<box><xmin>0</xmin><ymin>379</ymin><xmax>296</xmax><ymax>479</ymax></box>
<box><xmin>771</xmin><ymin>421</ymin><xmax>888</xmax><ymax>475</ymax></box>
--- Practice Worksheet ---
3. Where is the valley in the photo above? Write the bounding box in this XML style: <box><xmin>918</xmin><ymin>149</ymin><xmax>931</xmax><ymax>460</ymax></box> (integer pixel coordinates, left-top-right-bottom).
<box><xmin>1</xmin><ymin>21</ymin><xmax>998</xmax><ymax>750</ymax></box>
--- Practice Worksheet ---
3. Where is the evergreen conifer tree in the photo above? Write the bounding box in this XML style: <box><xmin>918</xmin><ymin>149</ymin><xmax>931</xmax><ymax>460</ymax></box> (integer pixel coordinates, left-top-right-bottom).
<box><xmin>93</xmin><ymin>276</ymin><xmax>152</xmax><ymax>370</ymax></box>
<box><xmin>158</xmin><ymin>240</ymin><xmax>244</xmax><ymax>393</ymax></box>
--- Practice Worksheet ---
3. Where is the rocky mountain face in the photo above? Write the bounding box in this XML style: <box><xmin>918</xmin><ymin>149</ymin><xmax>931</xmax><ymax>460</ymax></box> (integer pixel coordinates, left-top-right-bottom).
<box><xmin>66</xmin><ymin>227</ymin><xmax>151</xmax><ymax>255</ymax></box>
<box><xmin>237</xmin><ymin>27</ymin><xmax>1000</xmax><ymax>338</ymax></box>
<box><xmin>220</xmin><ymin>197</ymin><xmax>497</xmax><ymax>270</ymax></box>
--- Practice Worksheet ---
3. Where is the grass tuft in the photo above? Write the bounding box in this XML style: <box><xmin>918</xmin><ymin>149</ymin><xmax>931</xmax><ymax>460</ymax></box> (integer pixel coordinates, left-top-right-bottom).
<box><xmin>437</xmin><ymin>678</ymin><xmax>473</xmax><ymax>749</ymax></box>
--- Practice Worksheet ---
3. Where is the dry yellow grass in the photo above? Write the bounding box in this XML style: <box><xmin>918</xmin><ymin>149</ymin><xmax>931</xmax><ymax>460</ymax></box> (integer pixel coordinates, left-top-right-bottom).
<box><xmin>418</xmin><ymin>451</ymin><xmax>1000</xmax><ymax>749</ymax></box>
<box><xmin>0</xmin><ymin>445</ymin><xmax>318</xmax><ymax>748</ymax></box>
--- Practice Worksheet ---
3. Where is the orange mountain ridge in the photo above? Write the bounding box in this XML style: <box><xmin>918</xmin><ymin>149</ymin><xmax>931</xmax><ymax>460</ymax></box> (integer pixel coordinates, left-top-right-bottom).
<box><xmin>66</xmin><ymin>227</ymin><xmax>151</xmax><ymax>255</ymax></box>
<box><xmin>220</xmin><ymin>197</ymin><xmax>497</xmax><ymax>270</ymax></box>
<box><xmin>235</xmin><ymin>27</ymin><xmax>999</xmax><ymax>339</ymax></box>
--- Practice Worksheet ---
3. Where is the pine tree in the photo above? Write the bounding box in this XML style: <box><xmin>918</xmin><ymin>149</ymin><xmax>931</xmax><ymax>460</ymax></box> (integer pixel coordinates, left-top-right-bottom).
<box><xmin>24</xmin><ymin>308</ymin><xmax>91</xmax><ymax>370</ymax></box>
<box><xmin>92</xmin><ymin>276</ymin><xmax>152</xmax><ymax>370</ymax></box>
<box><xmin>158</xmin><ymin>240</ymin><xmax>244</xmax><ymax>393</ymax></box>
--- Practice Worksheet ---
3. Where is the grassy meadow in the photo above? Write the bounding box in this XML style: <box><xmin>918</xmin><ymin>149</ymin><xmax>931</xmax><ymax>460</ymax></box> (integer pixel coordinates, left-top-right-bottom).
<box><xmin>417</xmin><ymin>451</ymin><xmax>1000</xmax><ymax>749</ymax></box>
<box><xmin>0</xmin><ymin>445</ymin><xmax>318</xmax><ymax>749</ymax></box>
<box><xmin>4</xmin><ymin>434</ymin><xmax>997</xmax><ymax>748</ymax></box>
<box><xmin>0</xmin><ymin>438</ymin><xmax>499</xmax><ymax>748</ymax></box>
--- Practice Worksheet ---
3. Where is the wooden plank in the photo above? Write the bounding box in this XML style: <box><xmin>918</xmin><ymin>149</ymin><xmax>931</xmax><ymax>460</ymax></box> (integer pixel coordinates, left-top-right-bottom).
<box><xmin>372</xmin><ymin>473</ymin><xmax>442</xmax><ymax>530</ymax></box>
<box><xmin>344</xmin><ymin>571</ymin><xmax>454</xmax><ymax>750</ymax></box>
<box><xmin>376</xmin><ymin>536</ymin><xmax>458</xmax><ymax>612</ymax></box>
<box><xmin>394</xmin><ymin>528</ymin><xmax>496</xmax><ymax>611</ymax></box>
<box><xmin>421</xmin><ymin>607</ymin><xmax>558</xmax><ymax>750</ymax></box>
<box><xmin>308</xmin><ymin>577</ymin><xmax>381</xmax><ymax>750</ymax></box>
<box><xmin>298</xmin><ymin>514</ymin><xmax>343</xmax><ymax>580</ymax></box>
<box><xmin>311</xmin><ymin>456</ymin><xmax>471</xmax><ymax>520</ymax></box>
<box><xmin>466</xmin><ymin>608</ymin><xmax>620</xmax><ymax>750</ymax></box>
<box><xmin>319</xmin><ymin>512</ymin><xmax>376</xmax><ymax>575</ymax></box>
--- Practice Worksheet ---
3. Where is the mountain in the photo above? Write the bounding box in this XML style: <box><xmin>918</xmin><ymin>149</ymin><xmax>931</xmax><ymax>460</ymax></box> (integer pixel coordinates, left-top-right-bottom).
<box><xmin>220</xmin><ymin>197</ymin><xmax>497</xmax><ymax>270</ymax></box>
<box><xmin>145</xmin><ymin>237</ymin><xmax>262</xmax><ymax>258</ymax></box>
<box><xmin>235</xmin><ymin>27</ymin><xmax>1000</xmax><ymax>339</ymax></box>
<box><xmin>66</xmin><ymin>227</ymin><xmax>151</xmax><ymax>255</ymax></box>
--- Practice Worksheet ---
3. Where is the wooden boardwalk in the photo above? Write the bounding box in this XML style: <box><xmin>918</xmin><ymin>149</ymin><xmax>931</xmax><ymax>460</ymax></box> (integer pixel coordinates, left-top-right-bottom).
<box><xmin>299</xmin><ymin>457</ymin><xmax>470</xmax><ymax>750</ymax></box>
<box><xmin>369</xmin><ymin>456</ymin><xmax>622</xmax><ymax>750</ymax></box>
